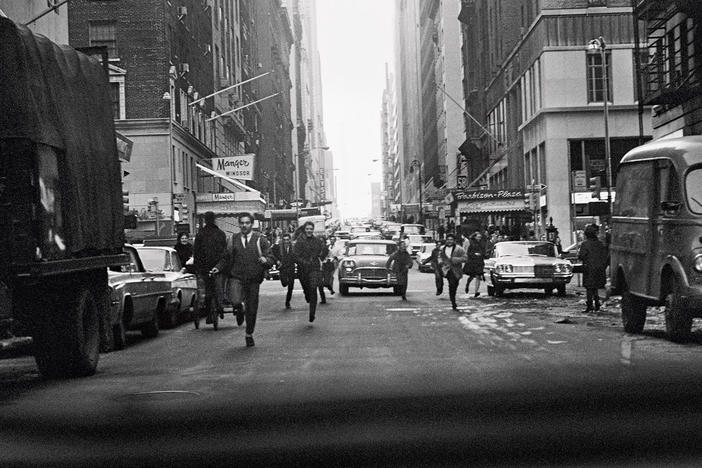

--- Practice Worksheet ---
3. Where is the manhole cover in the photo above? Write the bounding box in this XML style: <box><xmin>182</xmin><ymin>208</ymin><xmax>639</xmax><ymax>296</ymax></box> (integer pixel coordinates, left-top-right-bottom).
<box><xmin>119</xmin><ymin>390</ymin><xmax>202</xmax><ymax>402</ymax></box>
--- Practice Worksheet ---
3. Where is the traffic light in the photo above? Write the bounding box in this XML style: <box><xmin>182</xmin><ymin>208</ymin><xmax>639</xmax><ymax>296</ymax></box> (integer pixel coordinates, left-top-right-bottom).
<box><xmin>524</xmin><ymin>192</ymin><xmax>539</xmax><ymax>210</ymax></box>
<box><xmin>122</xmin><ymin>190</ymin><xmax>129</xmax><ymax>213</ymax></box>
<box><xmin>589</xmin><ymin>177</ymin><xmax>601</xmax><ymax>199</ymax></box>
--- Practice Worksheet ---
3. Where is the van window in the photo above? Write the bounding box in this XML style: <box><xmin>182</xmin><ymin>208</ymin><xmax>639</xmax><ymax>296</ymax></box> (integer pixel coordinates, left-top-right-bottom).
<box><xmin>656</xmin><ymin>159</ymin><xmax>681</xmax><ymax>212</ymax></box>
<box><xmin>613</xmin><ymin>161</ymin><xmax>654</xmax><ymax>217</ymax></box>
<box><xmin>685</xmin><ymin>167</ymin><xmax>702</xmax><ymax>214</ymax></box>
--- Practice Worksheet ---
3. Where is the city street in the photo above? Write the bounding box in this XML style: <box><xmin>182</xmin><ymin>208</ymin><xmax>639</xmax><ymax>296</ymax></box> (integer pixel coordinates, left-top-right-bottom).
<box><xmin>4</xmin><ymin>270</ymin><xmax>702</xmax><ymax>464</ymax></box>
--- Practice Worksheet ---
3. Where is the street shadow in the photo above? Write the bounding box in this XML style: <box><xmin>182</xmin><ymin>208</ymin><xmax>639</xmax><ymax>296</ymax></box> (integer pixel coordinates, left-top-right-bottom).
<box><xmin>640</xmin><ymin>329</ymin><xmax>702</xmax><ymax>345</ymax></box>
<box><xmin>492</xmin><ymin>291</ymin><xmax>572</xmax><ymax>300</ymax></box>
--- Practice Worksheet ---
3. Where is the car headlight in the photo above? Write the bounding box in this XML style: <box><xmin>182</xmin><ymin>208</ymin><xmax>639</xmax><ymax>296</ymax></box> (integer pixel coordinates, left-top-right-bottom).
<box><xmin>554</xmin><ymin>263</ymin><xmax>572</xmax><ymax>273</ymax></box>
<box><xmin>694</xmin><ymin>254</ymin><xmax>702</xmax><ymax>273</ymax></box>
<box><xmin>496</xmin><ymin>264</ymin><xmax>513</xmax><ymax>273</ymax></box>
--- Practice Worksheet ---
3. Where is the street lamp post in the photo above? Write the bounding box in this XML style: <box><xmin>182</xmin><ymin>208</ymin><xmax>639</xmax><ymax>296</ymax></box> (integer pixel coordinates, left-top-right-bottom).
<box><xmin>588</xmin><ymin>36</ymin><xmax>613</xmax><ymax>216</ymax></box>
<box><xmin>409</xmin><ymin>159</ymin><xmax>423</xmax><ymax>225</ymax></box>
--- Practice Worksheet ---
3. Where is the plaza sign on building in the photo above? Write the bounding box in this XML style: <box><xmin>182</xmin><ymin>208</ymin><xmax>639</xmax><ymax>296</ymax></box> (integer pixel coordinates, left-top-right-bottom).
<box><xmin>452</xmin><ymin>189</ymin><xmax>527</xmax><ymax>213</ymax></box>
<box><xmin>212</xmin><ymin>154</ymin><xmax>255</xmax><ymax>180</ymax></box>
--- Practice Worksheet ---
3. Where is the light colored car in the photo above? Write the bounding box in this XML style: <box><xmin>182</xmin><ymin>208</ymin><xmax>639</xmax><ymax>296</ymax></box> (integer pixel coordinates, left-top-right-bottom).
<box><xmin>107</xmin><ymin>245</ymin><xmax>173</xmax><ymax>349</ymax></box>
<box><xmin>485</xmin><ymin>241</ymin><xmax>573</xmax><ymax>297</ymax></box>
<box><xmin>406</xmin><ymin>235</ymin><xmax>434</xmax><ymax>258</ymax></box>
<box><xmin>350</xmin><ymin>231</ymin><xmax>383</xmax><ymax>240</ymax></box>
<box><xmin>338</xmin><ymin>240</ymin><xmax>401</xmax><ymax>295</ymax></box>
<box><xmin>417</xmin><ymin>243</ymin><xmax>438</xmax><ymax>272</ymax></box>
<box><xmin>136</xmin><ymin>246</ymin><xmax>198</xmax><ymax>328</ymax></box>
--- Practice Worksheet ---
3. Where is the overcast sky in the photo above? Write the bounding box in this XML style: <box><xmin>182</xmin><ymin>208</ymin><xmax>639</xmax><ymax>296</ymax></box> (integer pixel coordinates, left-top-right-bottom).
<box><xmin>316</xmin><ymin>0</ymin><xmax>394</xmax><ymax>220</ymax></box>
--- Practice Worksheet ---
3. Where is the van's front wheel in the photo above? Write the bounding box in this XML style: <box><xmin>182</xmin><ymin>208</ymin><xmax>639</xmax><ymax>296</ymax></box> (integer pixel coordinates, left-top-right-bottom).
<box><xmin>665</xmin><ymin>280</ymin><xmax>692</xmax><ymax>343</ymax></box>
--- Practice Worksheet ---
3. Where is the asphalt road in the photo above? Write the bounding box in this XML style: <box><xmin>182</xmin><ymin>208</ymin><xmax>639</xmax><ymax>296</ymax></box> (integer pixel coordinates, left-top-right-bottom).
<box><xmin>3</xmin><ymin>270</ymin><xmax>702</xmax><ymax>465</ymax></box>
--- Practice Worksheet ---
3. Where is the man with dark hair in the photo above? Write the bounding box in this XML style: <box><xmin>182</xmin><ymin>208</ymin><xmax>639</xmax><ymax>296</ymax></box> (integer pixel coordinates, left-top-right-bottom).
<box><xmin>193</xmin><ymin>211</ymin><xmax>227</xmax><ymax>322</ymax></box>
<box><xmin>438</xmin><ymin>232</ymin><xmax>467</xmax><ymax>310</ymax></box>
<box><xmin>294</xmin><ymin>221</ymin><xmax>328</xmax><ymax>322</ymax></box>
<box><xmin>211</xmin><ymin>212</ymin><xmax>273</xmax><ymax>347</ymax></box>
<box><xmin>272</xmin><ymin>232</ymin><xmax>297</xmax><ymax>309</ymax></box>
<box><xmin>421</xmin><ymin>240</ymin><xmax>445</xmax><ymax>295</ymax></box>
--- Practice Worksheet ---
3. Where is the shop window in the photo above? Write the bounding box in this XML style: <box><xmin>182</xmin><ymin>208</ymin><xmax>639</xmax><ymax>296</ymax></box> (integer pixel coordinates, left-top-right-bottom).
<box><xmin>586</xmin><ymin>51</ymin><xmax>612</xmax><ymax>103</ymax></box>
<box><xmin>89</xmin><ymin>21</ymin><xmax>117</xmax><ymax>58</ymax></box>
<box><xmin>613</xmin><ymin>161</ymin><xmax>653</xmax><ymax>217</ymax></box>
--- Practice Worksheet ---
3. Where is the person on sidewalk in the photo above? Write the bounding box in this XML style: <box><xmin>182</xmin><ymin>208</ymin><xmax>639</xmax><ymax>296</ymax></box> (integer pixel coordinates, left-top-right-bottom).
<box><xmin>192</xmin><ymin>211</ymin><xmax>227</xmax><ymax>322</ymax></box>
<box><xmin>421</xmin><ymin>240</ymin><xmax>444</xmax><ymax>295</ymax></box>
<box><xmin>272</xmin><ymin>232</ymin><xmax>297</xmax><ymax>310</ymax></box>
<box><xmin>211</xmin><ymin>212</ymin><xmax>273</xmax><ymax>347</ymax></box>
<box><xmin>578</xmin><ymin>224</ymin><xmax>609</xmax><ymax>313</ymax></box>
<box><xmin>386</xmin><ymin>239</ymin><xmax>414</xmax><ymax>300</ymax></box>
<box><xmin>294</xmin><ymin>221</ymin><xmax>328</xmax><ymax>323</ymax></box>
<box><xmin>463</xmin><ymin>231</ymin><xmax>486</xmax><ymax>298</ymax></box>
<box><xmin>439</xmin><ymin>233</ymin><xmax>467</xmax><ymax>310</ymax></box>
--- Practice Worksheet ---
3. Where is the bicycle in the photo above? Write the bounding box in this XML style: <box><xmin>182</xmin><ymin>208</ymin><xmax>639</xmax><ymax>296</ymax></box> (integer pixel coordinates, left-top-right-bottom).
<box><xmin>194</xmin><ymin>272</ymin><xmax>222</xmax><ymax>330</ymax></box>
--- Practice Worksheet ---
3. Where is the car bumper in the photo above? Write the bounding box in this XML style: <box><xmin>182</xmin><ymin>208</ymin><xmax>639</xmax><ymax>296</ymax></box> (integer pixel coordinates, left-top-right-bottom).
<box><xmin>339</xmin><ymin>275</ymin><xmax>398</xmax><ymax>287</ymax></box>
<box><xmin>492</xmin><ymin>274</ymin><xmax>572</xmax><ymax>287</ymax></box>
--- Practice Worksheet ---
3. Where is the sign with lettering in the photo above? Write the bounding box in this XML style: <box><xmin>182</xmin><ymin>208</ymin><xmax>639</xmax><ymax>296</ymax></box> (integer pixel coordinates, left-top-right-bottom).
<box><xmin>212</xmin><ymin>154</ymin><xmax>255</xmax><ymax>180</ymax></box>
<box><xmin>451</xmin><ymin>189</ymin><xmax>525</xmax><ymax>202</ymax></box>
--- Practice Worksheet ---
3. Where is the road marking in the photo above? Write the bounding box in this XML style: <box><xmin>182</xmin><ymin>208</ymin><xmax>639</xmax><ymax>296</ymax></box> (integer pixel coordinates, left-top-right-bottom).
<box><xmin>620</xmin><ymin>336</ymin><xmax>633</xmax><ymax>366</ymax></box>
<box><xmin>386</xmin><ymin>308</ymin><xmax>420</xmax><ymax>312</ymax></box>
<box><xmin>546</xmin><ymin>340</ymin><xmax>568</xmax><ymax>344</ymax></box>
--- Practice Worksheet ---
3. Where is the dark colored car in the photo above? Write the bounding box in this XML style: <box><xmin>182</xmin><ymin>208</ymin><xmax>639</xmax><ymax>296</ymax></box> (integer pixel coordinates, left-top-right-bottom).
<box><xmin>338</xmin><ymin>240</ymin><xmax>400</xmax><ymax>295</ymax></box>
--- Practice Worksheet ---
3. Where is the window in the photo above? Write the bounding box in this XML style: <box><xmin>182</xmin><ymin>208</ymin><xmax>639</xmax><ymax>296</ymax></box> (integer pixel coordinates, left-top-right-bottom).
<box><xmin>109</xmin><ymin>82</ymin><xmax>120</xmax><ymax>120</ymax></box>
<box><xmin>685</xmin><ymin>167</ymin><xmax>702</xmax><ymax>215</ymax></box>
<box><xmin>89</xmin><ymin>21</ymin><xmax>117</xmax><ymax>58</ymax></box>
<box><xmin>586</xmin><ymin>51</ymin><xmax>612</xmax><ymax>103</ymax></box>
<box><xmin>613</xmin><ymin>162</ymin><xmax>653</xmax><ymax>218</ymax></box>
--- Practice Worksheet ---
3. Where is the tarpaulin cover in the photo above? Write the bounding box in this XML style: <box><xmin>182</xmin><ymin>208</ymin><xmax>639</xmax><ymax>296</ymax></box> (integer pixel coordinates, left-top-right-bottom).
<box><xmin>0</xmin><ymin>17</ymin><xmax>123</xmax><ymax>254</ymax></box>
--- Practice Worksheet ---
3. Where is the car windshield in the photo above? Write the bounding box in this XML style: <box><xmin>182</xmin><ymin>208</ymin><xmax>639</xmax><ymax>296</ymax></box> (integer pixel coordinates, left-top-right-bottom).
<box><xmin>402</xmin><ymin>225</ymin><xmax>424</xmax><ymax>235</ymax></box>
<box><xmin>346</xmin><ymin>243</ymin><xmax>397</xmax><ymax>256</ymax></box>
<box><xmin>137</xmin><ymin>249</ymin><xmax>168</xmax><ymax>271</ymax></box>
<box><xmin>686</xmin><ymin>167</ymin><xmax>702</xmax><ymax>214</ymax></box>
<box><xmin>495</xmin><ymin>242</ymin><xmax>556</xmax><ymax>257</ymax></box>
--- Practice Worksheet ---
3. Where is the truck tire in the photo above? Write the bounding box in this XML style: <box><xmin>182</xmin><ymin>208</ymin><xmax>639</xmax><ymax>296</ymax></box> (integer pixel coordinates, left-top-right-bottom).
<box><xmin>141</xmin><ymin>302</ymin><xmax>161</xmax><ymax>338</ymax></box>
<box><xmin>665</xmin><ymin>280</ymin><xmax>692</xmax><ymax>343</ymax></box>
<box><xmin>34</xmin><ymin>287</ymin><xmax>100</xmax><ymax>378</ymax></box>
<box><xmin>622</xmin><ymin>291</ymin><xmax>646</xmax><ymax>334</ymax></box>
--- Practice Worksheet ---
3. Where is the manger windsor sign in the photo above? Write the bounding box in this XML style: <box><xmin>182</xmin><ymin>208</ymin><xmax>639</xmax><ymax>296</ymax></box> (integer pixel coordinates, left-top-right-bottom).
<box><xmin>212</xmin><ymin>154</ymin><xmax>255</xmax><ymax>181</ymax></box>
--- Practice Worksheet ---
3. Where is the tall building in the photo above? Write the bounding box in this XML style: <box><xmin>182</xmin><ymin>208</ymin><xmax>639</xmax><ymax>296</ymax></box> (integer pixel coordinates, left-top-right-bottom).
<box><xmin>459</xmin><ymin>0</ymin><xmax>652</xmax><ymax>243</ymax></box>
<box><xmin>634</xmin><ymin>0</ymin><xmax>702</xmax><ymax>139</ymax></box>
<box><xmin>291</xmin><ymin>0</ymin><xmax>334</xmax><ymax>215</ymax></box>
<box><xmin>381</xmin><ymin>63</ymin><xmax>401</xmax><ymax>220</ymax></box>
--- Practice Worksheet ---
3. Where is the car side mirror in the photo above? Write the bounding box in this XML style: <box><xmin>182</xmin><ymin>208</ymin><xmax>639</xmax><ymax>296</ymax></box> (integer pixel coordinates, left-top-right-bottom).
<box><xmin>661</xmin><ymin>200</ymin><xmax>681</xmax><ymax>215</ymax></box>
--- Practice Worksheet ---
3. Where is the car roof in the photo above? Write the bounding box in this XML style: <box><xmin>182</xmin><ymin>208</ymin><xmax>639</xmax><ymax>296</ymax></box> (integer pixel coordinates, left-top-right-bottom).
<box><xmin>497</xmin><ymin>241</ymin><xmax>553</xmax><ymax>245</ymax></box>
<box><xmin>346</xmin><ymin>239</ymin><xmax>396</xmax><ymax>244</ymax></box>
<box><xmin>620</xmin><ymin>136</ymin><xmax>702</xmax><ymax>168</ymax></box>
<box><xmin>136</xmin><ymin>246</ymin><xmax>175</xmax><ymax>252</ymax></box>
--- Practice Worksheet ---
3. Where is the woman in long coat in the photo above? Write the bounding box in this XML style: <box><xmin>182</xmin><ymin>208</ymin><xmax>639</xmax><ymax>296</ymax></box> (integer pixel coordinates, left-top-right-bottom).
<box><xmin>578</xmin><ymin>224</ymin><xmax>609</xmax><ymax>312</ymax></box>
<box><xmin>463</xmin><ymin>231</ymin><xmax>486</xmax><ymax>297</ymax></box>
<box><xmin>386</xmin><ymin>239</ymin><xmax>414</xmax><ymax>301</ymax></box>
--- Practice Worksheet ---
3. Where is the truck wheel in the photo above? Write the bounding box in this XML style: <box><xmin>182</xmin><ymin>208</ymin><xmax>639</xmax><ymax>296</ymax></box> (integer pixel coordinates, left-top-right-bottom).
<box><xmin>665</xmin><ymin>281</ymin><xmax>691</xmax><ymax>343</ymax></box>
<box><xmin>339</xmin><ymin>284</ymin><xmax>349</xmax><ymax>296</ymax></box>
<box><xmin>141</xmin><ymin>303</ymin><xmax>161</xmax><ymax>338</ymax></box>
<box><xmin>34</xmin><ymin>287</ymin><xmax>100</xmax><ymax>378</ymax></box>
<box><xmin>621</xmin><ymin>291</ymin><xmax>646</xmax><ymax>334</ymax></box>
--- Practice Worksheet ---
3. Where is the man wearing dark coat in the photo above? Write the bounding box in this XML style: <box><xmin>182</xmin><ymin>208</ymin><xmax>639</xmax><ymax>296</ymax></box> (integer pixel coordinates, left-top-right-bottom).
<box><xmin>193</xmin><ymin>212</ymin><xmax>227</xmax><ymax>319</ymax></box>
<box><xmin>386</xmin><ymin>239</ymin><xmax>414</xmax><ymax>300</ymax></box>
<box><xmin>211</xmin><ymin>213</ymin><xmax>274</xmax><ymax>347</ymax></box>
<box><xmin>294</xmin><ymin>221</ymin><xmax>329</xmax><ymax>323</ymax></box>
<box><xmin>578</xmin><ymin>224</ymin><xmax>609</xmax><ymax>312</ymax></box>
<box><xmin>421</xmin><ymin>240</ymin><xmax>444</xmax><ymax>295</ymax></box>
<box><xmin>272</xmin><ymin>232</ymin><xmax>297</xmax><ymax>309</ymax></box>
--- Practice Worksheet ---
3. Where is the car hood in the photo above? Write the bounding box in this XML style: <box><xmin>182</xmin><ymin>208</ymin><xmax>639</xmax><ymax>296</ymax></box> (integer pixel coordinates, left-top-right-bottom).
<box><xmin>494</xmin><ymin>255</ymin><xmax>564</xmax><ymax>266</ymax></box>
<box><xmin>343</xmin><ymin>255</ymin><xmax>389</xmax><ymax>267</ymax></box>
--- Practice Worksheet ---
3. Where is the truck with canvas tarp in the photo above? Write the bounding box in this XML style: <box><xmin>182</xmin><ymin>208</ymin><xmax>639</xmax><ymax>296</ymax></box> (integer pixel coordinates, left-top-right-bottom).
<box><xmin>0</xmin><ymin>17</ymin><xmax>128</xmax><ymax>377</ymax></box>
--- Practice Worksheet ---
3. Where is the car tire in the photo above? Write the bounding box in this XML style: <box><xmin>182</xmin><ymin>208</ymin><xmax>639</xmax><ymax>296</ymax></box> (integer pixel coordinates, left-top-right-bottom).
<box><xmin>112</xmin><ymin>321</ymin><xmax>126</xmax><ymax>351</ymax></box>
<box><xmin>544</xmin><ymin>288</ymin><xmax>553</xmax><ymax>296</ymax></box>
<box><xmin>622</xmin><ymin>291</ymin><xmax>646</xmax><ymax>334</ymax></box>
<box><xmin>494</xmin><ymin>285</ymin><xmax>504</xmax><ymax>297</ymax></box>
<box><xmin>665</xmin><ymin>280</ymin><xmax>691</xmax><ymax>343</ymax></box>
<box><xmin>162</xmin><ymin>298</ymin><xmax>180</xmax><ymax>329</ymax></box>
<box><xmin>339</xmin><ymin>284</ymin><xmax>349</xmax><ymax>296</ymax></box>
<box><xmin>487</xmin><ymin>285</ymin><xmax>495</xmax><ymax>296</ymax></box>
<box><xmin>141</xmin><ymin>303</ymin><xmax>161</xmax><ymax>338</ymax></box>
<box><xmin>556</xmin><ymin>284</ymin><xmax>566</xmax><ymax>296</ymax></box>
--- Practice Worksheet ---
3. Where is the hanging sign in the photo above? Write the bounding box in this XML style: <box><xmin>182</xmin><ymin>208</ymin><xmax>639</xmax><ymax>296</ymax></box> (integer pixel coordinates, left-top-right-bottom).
<box><xmin>212</xmin><ymin>154</ymin><xmax>255</xmax><ymax>180</ymax></box>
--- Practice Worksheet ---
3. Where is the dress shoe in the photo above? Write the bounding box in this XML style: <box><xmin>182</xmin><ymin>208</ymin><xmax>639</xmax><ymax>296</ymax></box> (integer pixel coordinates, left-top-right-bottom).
<box><xmin>245</xmin><ymin>335</ymin><xmax>255</xmax><ymax>347</ymax></box>
<box><xmin>235</xmin><ymin>305</ymin><xmax>245</xmax><ymax>326</ymax></box>
<box><xmin>285</xmin><ymin>303</ymin><xmax>291</xmax><ymax>310</ymax></box>
<box><xmin>330</xmin><ymin>289</ymin><xmax>335</xmax><ymax>295</ymax></box>
<box><xmin>474</xmin><ymin>292</ymin><xmax>480</xmax><ymax>298</ymax></box>
<box><xmin>205</xmin><ymin>315</ymin><xmax>213</xmax><ymax>324</ymax></box>
<box><xmin>320</xmin><ymin>299</ymin><xmax>327</xmax><ymax>304</ymax></box>
<box><xmin>309</xmin><ymin>310</ymin><xmax>316</xmax><ymax>322</ymax></box>
<box><xmin>219</xmin><ymin>309</ymin><xmax>224</xmax><ymax>319</ymax></box>
<box><xmin>452</xmin><ymin>303</ymin><xmax>458</xmax><ymax>310</ymax></box>
<box><xmin>401</xmin><ymin>295</ymin><xmax>407</xmax><ymax>301</ymax></box>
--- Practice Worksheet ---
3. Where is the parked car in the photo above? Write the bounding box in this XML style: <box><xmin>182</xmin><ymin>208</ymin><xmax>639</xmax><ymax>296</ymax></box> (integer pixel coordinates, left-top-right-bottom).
<box><xmin>610</xmin><ymin>136</ymin><xmax>702</xmax><ymax>342</ymax></box>
<box><xmin>485</xmin><ymin>241</ymin><xmax>573</xmax><ymax>297</ymax></box>
<box><xmin>417</xmin><ymin>243</ymin><xmax>438</xmax><ymax>272</ymax></box>
<box><xmin>382</xmin><ymin>223</ymin><xmax>402</xmax><ymax>240</ymax></box>
<box><xmin>338</xmin><ymin>240</ymin><xmax>401</xmax><ymax>295</ymax></box>
<box><xmin>400</xmin><ymin>224</ymin><xmax>426</xmax><ymax>236</ymax></box>
<box><xmin>350</xmin><ymin>231</ymin><xmax>383</xmax><ymax>240</ymax></box>
<box><xmin>560</xmin><ymin>241</ymin><xmax>583</xmax><ymax>273</ymax></box>
<box><xmin>334</xmin><ymin>230</ymin><xmax>351</xmax><ymax>240</ymax></box>
<box><xmin>107</xmin><ymin>245</ymin><xmax>173</xmax><ymax>350</ymax></box>
<box><xmin>136</xmin><ymin>246</ymin><xmax>198</xmax><ymax>328</ymax></box>
<box><xmin>406</xmin><ymin>235</ymin><xmax>434</xmax><ymax>258</ymax></box>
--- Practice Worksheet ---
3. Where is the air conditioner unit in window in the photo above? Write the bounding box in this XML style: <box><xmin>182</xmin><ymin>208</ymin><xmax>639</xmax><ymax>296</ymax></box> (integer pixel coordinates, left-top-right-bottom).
<box><xmin>177</xmin><ymin>6</ymin><xmax>188</xmax><ymax>20</ymax></box>
<box><xmin>180</xmin><ymin>63</ymin><xmax>190</xmax><ymax>74</ymax></box>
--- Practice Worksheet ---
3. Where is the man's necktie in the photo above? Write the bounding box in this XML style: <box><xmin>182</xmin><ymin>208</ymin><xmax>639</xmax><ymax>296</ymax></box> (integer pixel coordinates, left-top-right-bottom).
<box><xmin>244</xmin><ymin>235</ymin><xmax>248</xmax><ymax>248</ymax></box>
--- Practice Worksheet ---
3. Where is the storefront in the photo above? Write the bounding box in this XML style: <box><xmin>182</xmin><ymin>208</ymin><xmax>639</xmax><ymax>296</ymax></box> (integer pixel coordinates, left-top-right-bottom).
<box><xmin>451</xmin><ymin>189</ymin><xmax>531</xmax><ymax>238</ymax></box>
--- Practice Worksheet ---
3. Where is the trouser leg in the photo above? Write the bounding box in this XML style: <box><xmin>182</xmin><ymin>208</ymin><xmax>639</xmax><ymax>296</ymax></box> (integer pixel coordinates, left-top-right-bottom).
<box><xmin>318</xmin><ymin>285</ymin><xmax>326</xmax><ymax>303</ymax></box>
<box><xmin>434</xmin><ymin>271</ymin><xmax>443</xmax><ymax>293</ymax></box>
<box><xmin>447</xmin><ymin>272</ymin><xmax>459</xmax><ymax>307</ymax></box>
<box><xmin>586</xmin><ymin>288</ymin><xmax>595</xmax><ymax>310</ymax></box>
<box><xmin>243</xmin><ymin>281</ymin><xmax>260</xmax><ymax>335</ymax></box>
<box><xmin>286</xmin><ymin>281</ymin><xmax>294</xmax><ymax>306</ymax></box>
<box><xmin>308</xmin><ymin>277</ymin><xmax>318</xmax><ymax>317</ymax></box>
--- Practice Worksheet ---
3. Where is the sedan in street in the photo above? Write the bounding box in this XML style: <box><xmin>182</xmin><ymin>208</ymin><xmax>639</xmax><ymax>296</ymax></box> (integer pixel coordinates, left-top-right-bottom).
<box><xmin>485</xmin><ymin>241</ymin><xmax>573</xmax><ymax>297</ymax></box>
<box><xmin>338</xmin><ymin>240</ymin><xmax>400</xmax><ymax>295</ymax></box>
<box><xmin>136</xmin><ymin>246</ymin><xmax>198</xmax><ymax>328</ymax></box>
